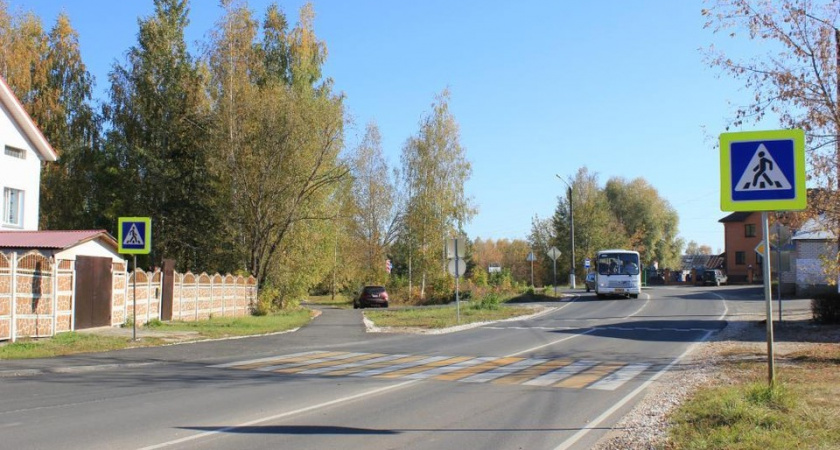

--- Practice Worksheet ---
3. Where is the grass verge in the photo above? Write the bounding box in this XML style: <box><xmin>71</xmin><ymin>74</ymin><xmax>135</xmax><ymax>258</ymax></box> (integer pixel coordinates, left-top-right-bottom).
<box><xmin>364</xmin><ymin>304</ymin><xmax>538</xmax><ymax>329</ymax></box>
<box><xmin>668</xmin><ymin>343</ymin><xmax>840</xmax><ymax>449</ymax></box>
<box><xmin>0</xmin><ymin>309</ymin><xmax>313</xmax><ymax>360</ymax></box>
<box><xmin>307</xmin><ymin>293</ymin><xmax>353</xmax><ymax>308</ymax></box>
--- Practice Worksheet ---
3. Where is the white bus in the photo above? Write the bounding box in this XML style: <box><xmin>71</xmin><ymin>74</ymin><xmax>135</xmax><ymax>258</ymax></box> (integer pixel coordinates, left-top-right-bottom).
<box><xmin>593</xmin><ymin>249</ymin><xmax>641</xmax><ymax>299</ymax></box>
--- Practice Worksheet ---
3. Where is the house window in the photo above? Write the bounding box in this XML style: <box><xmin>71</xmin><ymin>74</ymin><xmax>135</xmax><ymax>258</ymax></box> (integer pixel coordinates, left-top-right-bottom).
<box><xmin>745</xmin><ymin>224</ymin><xmax>756</xmax><ymax>237</ymax></box>
<box><xmin>735</xmin><ymin>251</ymin><xmax>746</xmax><ymax>265</ymax></box>
<box><xmin>3</xmin><ymin>188</ymin><xmax>23</xmax><ymax>227</ymax></box>
<box><xmin>4</xmin><ymin>146</ymin><xmax>25</xmax><ymax>159</ymax></box>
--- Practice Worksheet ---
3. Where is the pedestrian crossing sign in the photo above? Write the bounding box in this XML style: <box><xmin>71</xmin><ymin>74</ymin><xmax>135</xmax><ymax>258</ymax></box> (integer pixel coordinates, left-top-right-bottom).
<box><xmin>118</xmin><ymin>217</ymin><xmax>152</xmax><ymax>254</ymax></box>
<box><xmin>720</xmin><ymin>129</ymin><xmax>806</xmax><ymax>211</ymax></box>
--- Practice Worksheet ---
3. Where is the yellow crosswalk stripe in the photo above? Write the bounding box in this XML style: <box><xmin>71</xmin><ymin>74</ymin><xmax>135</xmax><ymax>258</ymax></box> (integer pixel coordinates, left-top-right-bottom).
<box><xmin>553</xmin><ymin>362</ymin><xmax>625</xmax><ymax>389</ymax></box>
<box><xmin>433</xmin><ymin>357</ymin><xmax>524</xmax><ymax>381</ymax></box>
<box><xmin>272</xmin><ymin>353</ymin><xmax>386</xmax><ymax>374</ymax></box>
<box><xmin>493</xmin><ymin>359</ymin><xmax>574</xmax><ymax>385</ymax></box>
<box><xmin>235</xmin><ymin>351</ymin><xmax>342</xmax><ymax>370</ymax></box>
<box><xmin>326</xmin><ymin>355</ymin><xmax>427</xmax><ymax>376</ymax></box>
<box><xmin>377</xmin><ymin>356</ymin><xmax>474</xmax><ymax>378</ymax></box>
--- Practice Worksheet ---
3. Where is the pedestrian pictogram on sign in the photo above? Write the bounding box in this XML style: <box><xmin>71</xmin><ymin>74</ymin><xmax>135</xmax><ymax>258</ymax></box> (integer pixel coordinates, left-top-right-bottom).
<box><xmin>735</xmin><ymin>144</ymin><xmax>792</xmax><ymax>191</ymax></box>
<box><xmin>124</xmin><ymin>223</ymin><xmax>144</xmax><ymax>246</ymax></box>
<box><xmin>720</xmin><ymin>129</ymin><xmax>806</xmax><ymax>212</ymax></box>
<box><xmin>118</xmin><ymin>217</ymin><xmax>152</xmax><ymax>254</ymax></box>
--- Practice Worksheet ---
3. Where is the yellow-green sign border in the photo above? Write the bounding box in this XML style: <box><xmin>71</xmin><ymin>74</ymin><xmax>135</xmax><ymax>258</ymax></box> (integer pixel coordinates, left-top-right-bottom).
<box><xmin>118</xmin><ymin>217</ymin><xmax>152</xmax><ymax>254</ymax></box>
<box><xmin>720</xmin><ymin>129</ymin><xmax>806</xmax><ymax>212</ymax></box>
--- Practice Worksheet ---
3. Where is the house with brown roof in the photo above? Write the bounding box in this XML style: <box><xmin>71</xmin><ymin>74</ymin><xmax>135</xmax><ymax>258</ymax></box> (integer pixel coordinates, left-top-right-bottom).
<box><xmin>0</xmin><ymin>230</ymin><xmax>126</xmax><ymax>341</ymax></box>
<box><xmin>719</xmin><ymin>211</ymin><xmax>766</xmax><ymax>283</ymax></box>
<box><xmin>0</xmin><ymin>76</ymin><xmax>58</xmax><ymax>231</ymax></box>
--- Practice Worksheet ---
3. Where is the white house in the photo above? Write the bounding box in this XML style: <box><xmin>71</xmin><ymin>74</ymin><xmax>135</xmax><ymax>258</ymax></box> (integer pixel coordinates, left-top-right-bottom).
<box><xmin>0</xmin><ymin>76</ymin><xmax>58</xmax><ymax>231</ymax></box>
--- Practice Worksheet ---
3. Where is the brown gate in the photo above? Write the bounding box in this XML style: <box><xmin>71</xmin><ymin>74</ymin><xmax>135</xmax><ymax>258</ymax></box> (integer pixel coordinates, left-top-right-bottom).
<box><xmin>74</xmin><ymin>256</ymin><xmax>113</xmax><ymax>329</ymax></box>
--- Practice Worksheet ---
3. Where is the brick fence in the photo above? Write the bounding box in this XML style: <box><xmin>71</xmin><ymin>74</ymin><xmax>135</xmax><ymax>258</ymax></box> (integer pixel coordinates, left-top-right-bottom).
<box><xmin>0</xmin><ymin>250</ymin><xmax>257</xmax><ymax>342</ymax></box>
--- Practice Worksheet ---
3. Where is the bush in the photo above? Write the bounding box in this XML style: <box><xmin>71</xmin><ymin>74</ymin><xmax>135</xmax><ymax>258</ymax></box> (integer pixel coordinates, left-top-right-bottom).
<box><xmin>145</xmin><ymin>318</ymin><xmax>164</xmax><ymax>328</ymax></box>
<box><xmin>472</xmin><ymin>292</ymin><xmax>502</xmax><ymax>310</ymax></box>
<box><xmin>254</xmin><ymin>284</ymin><xmax>279</xmax><ymax>316</ymax></box>
<box><xmin>812</xmin><ymin>292</ymin><xmax>840</xmax><ymax>323</ymax></box>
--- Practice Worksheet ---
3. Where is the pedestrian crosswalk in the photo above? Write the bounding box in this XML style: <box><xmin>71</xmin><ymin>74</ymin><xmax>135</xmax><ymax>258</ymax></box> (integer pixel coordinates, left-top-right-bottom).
<box><xmin>211</xmin><ymin>351</ymin><xmax>652</xmax><ymax>391</ymax></box>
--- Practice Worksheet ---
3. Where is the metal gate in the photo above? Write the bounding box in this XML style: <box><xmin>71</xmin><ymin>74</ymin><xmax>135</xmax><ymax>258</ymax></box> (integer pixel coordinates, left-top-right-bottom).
<box><xmin>74</xmin><ymin>256</ymin><xmax>113</xmax><ymax>329</ymax></box>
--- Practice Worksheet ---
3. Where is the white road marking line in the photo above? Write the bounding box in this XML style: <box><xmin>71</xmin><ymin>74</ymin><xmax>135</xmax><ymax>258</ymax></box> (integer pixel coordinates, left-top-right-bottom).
<box><xmin>298</xmin><ymin>354</ymin><xmax>409</xmax><ymax>375</ymax></box>
<box><xmin>256</xmin><ymin>352</ymin><xmax>365</xmax><ymax>372</ymax></box>
<box><xmin>587</xmin><ymin>363</ymin><xmax>651</xmax><ymax>391</ymax></box>
<box><xmin>209</xmin><ymin>351</ymin><xmax>326</xmax><ymax>368</ymax></box>
<box><xmin>403</xmin><ymin>357</ymin><xmax>492</xmax><ymax>379</ymax></box>
<box><xmin>460</xmin><ymin>358</ymin><xmax>549</xmax><ymax>383</ymax></box>
<box><xmin>523</xmin><ymin>360</ymin><xmax>596</xmax><ymax>387</ymax></box>
<box><xmin>351</xmin><ymin>356</ymin><xmax>451</xmax><ymax>377</ymax></box>
<box><xmin>552</xmin><ymin>295</ymin><xmax>730</xmax><ymax>450</ymax></box>
<box><xmin>507</xmin><ymin>328</ymin><xmax>596</xmax><ymax>357</ymax></box>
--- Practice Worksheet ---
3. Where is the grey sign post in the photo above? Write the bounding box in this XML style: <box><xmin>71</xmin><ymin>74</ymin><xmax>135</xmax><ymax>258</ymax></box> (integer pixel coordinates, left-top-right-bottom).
<box><xmin>547</xmin><ymin>247</ymin><xmax>561</xmax><ymax>296</ymax></box>
<box><xmin>526</xmin><ymin>251</ymin><xmax>536</xmax><ymax>288</ymax></box>
<box><xmin>447</xmin><ymin>237</ymin><xmax>466</xmax><ymax>324</ymax></box>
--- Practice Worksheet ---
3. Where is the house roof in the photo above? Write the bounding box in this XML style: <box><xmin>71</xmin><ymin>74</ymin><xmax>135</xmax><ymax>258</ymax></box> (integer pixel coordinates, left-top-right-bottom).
<box><xmin>0</xmin><ymin>230</ymin><xmax>117</xmax><ymax>250</ymax></box>
<box><xmin>0</xmin><ymin>75</ymin><xmax>57</xmax><ymax>162</ymax></box>
<box><xmin>679</xmin><ymin>254</ymin><xmax>725</xmax><ymax>271</ymax></box>
<box><xmin>792</xmin><ymin>217</ymin><xmax>836</xmax><ymax>241</ymax></box>
<box><xmin>718</xmin><ymin>212</ymin><xmax>754</xmax><ymax>223</ymax></box>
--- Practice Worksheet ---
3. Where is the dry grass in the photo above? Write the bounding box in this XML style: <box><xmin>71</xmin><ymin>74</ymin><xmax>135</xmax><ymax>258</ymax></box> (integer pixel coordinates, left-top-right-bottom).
<box><xmin>667</xmin><ymin>320</ymin><xmax>840</xmax><ymax>449</ymax></box>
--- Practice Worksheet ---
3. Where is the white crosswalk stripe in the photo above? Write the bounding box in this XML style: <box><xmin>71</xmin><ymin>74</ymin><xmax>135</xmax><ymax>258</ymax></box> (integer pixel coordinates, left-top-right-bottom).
<box><xmin>587</xmin><ymin>363</ymin><xmax>651</xmax><ymax>390</ymax></box>
<box><xmin>523</xmin><ymin>360</ymin><xmax>597</xmax><ymax>387</ymax></box>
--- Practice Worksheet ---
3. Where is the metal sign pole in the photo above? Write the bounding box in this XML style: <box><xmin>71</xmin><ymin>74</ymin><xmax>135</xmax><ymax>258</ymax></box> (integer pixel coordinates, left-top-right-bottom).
<box><xmin>762</xmin><ymin>212</ymin><xmax>776</xmax><ymax>386</ymax></box>
<box><xmin>455</xmin><ymin>239</ymin><xmax>460</xmax><ymax>325</ymax></box>
<box><xmin>553</xmin><ymin>257</ymin><xmax>557</xmax><ymax>296</ymax></box>
<box><xmin>133</xmin><ymin>254</ymin><xmax>137</xmax><ymax>342</ymax></box>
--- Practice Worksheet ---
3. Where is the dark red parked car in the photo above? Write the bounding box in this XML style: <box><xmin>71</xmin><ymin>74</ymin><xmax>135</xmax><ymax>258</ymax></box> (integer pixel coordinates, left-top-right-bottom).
<box><xmin>354</xmin><ymin>285</ymin><xmax>389</xmax><ymax>309</ymax></box>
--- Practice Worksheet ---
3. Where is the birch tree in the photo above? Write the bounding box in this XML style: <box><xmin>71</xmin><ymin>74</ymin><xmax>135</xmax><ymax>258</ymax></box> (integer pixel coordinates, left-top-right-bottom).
<box><xmin>399</xmin><ymin>89</ymin><xmax>474</xmax><ymax>299</ymax></box>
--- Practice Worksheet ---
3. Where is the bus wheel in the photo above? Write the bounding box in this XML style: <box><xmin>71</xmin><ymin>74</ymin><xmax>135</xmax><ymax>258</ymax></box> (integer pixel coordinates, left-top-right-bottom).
<box><xmin>630</xmin><ymin>294</ymin><xmax>638</xmax><ymax>299</ymax></box>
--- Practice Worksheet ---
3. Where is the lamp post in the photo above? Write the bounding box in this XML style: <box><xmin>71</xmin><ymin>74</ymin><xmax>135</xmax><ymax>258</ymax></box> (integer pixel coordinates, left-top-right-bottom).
<box><xmin>556</xmin><ymin>174</ymin><xmax>575</xmax><ymax>289</ymax></box>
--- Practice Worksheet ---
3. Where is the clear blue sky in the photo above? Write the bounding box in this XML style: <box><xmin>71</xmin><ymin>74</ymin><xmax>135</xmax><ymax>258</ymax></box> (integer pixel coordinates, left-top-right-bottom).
<box><xmin>15</xmin><ymin>0</ymin><xmax>770</xmax><ymax>254</ymax></box>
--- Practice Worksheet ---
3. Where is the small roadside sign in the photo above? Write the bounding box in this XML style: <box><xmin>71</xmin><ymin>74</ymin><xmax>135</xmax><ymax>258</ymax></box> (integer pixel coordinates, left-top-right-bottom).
<box><xmin>526</xmin><ymin>252</ymin><xmax>536</xmax><ymax>262</ymax></box>
<box><xmin>118</xmin><ymin>217</ymin><xmax>151</xmax><ymax>255</ymax></box>
<box><xmin>547</xmin><ymin>246</ymin><xmax>561</xmax><ymax>261</ymax></box>
<box><xmin>720</xmin><ymin>129</ymin><xmax>806</xmax><ymax>211</ymax></box>
<box><xmin>446</xmin><ymin>237</ymin><xmax>466</xmax><ymax>259</ymax></box>
<box><xmin>584</xmin><ymin>258</ymin><xmax>591</xmax><ymax>269</ymax></box>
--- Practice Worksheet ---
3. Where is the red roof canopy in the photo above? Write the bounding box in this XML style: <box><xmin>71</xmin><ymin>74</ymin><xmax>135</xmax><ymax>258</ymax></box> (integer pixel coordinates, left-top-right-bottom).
<box><xmin>0</xmin><ymin>230</ymin><xmax>117</xmax><ymax>250</ymax></box>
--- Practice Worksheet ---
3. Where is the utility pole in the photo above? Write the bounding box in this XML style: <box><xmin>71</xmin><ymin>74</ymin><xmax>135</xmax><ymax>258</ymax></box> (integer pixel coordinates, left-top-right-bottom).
<box><xmin>556</xmin><ymin>175</ymin><xmax>576</xmax><ymax>288</ymax></box>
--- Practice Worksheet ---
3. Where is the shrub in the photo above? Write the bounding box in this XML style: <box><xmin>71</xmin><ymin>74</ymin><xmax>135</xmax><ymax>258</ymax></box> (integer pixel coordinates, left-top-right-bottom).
<box><xmin>254</xmin><ymin>283</ymin><xmax>279</xmax><ymax>316</ymax></box>
<box><xmin>145</xmin><ymin>318</ymin><xmax>164</xmax><ymax>328</ymax></box>
<box><xmin>472</xmin><ymin>292</ymin><xmax>502</xmax><ymax>310</ymax></box>
<box><xmin>812</xmin><ymin>292</ymin><xmax>840</xmax><ymax>324</ymax></box>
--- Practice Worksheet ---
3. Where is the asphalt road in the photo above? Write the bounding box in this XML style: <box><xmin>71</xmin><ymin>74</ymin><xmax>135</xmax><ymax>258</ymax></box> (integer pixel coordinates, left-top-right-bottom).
<box><xmin>0</xmin><ymin>285</ymin><xmax>790</xmax><ymax>450</ymax></box>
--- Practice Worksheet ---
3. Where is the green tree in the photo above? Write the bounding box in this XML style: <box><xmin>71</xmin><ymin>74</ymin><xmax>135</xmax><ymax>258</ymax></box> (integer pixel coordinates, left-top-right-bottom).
<box><xmin>207</xmin><ymin>1</ymin><xmax>346</xmax><ymax>299</ymax></box>
<box><xmin>348</xmin><ymin>121</ymin><xmax>399</xmax><ymax>284</ymax></box>
<box><xmin>552</xmin><ymin>168</ymin><xmax>627</xmax><ymax>281</ymax></box>
<box><xmin>604</xmin><ymin>177</ymin><xmax>683</xmax><ymax>268</ymax></box>
<box><xmin>105</xmin><ymin>0</ymin><xmax>219</xmax><ymax>271</ymax></box>
<box><xmin>398</xmin><ymin>89</ymin><xmax>475</xmax><ymax>300</ymax></box>
<box><xmin>37</xmin><ymin>14</ymin><xmax>102</xmax><ymax>230</ymax></box>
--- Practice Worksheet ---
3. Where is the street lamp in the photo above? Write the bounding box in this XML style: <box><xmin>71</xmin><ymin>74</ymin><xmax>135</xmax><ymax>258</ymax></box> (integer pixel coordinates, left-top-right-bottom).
<box><xmin>556</xmin><ymin>174</ymin><xmax>576</xmax><ymax>289</ymax></box>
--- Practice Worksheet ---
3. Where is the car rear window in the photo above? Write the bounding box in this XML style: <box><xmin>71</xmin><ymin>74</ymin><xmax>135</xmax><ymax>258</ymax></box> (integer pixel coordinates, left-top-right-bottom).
<box><xmin>363</xmin><ymin>286</ymin><xmax>386</xmax><ymax>295</ymax></box>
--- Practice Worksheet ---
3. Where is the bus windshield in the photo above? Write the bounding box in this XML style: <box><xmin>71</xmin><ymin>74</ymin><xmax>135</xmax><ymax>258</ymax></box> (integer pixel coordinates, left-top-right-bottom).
<box><xmin>597</xmin><ymin>252</ymin><xmax>640</xmax><ymax>276</ymax></box>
